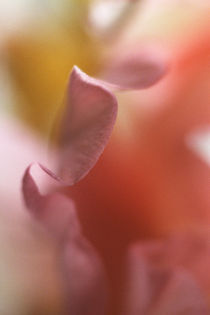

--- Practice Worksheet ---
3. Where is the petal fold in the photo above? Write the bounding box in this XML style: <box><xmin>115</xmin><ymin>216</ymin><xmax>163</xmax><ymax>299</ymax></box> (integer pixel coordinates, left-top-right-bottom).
<box><xmin>22</xmin><ymin>163</ymin><xmax>76</xmax><ymax>238</ymax></box>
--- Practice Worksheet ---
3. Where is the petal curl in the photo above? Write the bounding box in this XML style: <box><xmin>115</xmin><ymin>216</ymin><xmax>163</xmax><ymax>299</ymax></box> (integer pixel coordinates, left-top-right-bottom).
<box><xmin>58</xmin><ymin>66</ymin><xmax>118</xmax><ymax>184</ymax></box>
<box><xmin>22</xmin><ymin>163</ymin><xmax>76</xmax><ymax>238</ymax></box>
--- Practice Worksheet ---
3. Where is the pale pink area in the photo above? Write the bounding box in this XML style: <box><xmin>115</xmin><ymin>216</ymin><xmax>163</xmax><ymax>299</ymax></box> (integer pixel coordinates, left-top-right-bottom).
<box><xmin>0</xmin><ymin>115</ymin><xmax>56</xmax><ymax>212</ymax></box>
<box><xmin>0</xmin><ymin>203</ymin><xmax>63</xmax><ymax>315</ymax></box>
<box><xmin>0</xmin><ymin>116</ymin><xmax>62</xmax><ymax>314</ymax></box>
<box><xmin>119</xmin><ymin>0</ymin><xmax>210</xmax><ymax>49</ymax></box>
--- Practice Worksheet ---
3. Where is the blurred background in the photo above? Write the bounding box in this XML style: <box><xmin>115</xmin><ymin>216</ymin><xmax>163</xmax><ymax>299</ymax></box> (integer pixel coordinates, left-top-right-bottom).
<box><xmin>1</xmin><ymin>0</ymin><xmax>209</xmax><ymax>136</ymax></box>
<box><xmin>0</xmin><ymin>0</ymin><xmax>209</xmax><ymax>314</ymax></box>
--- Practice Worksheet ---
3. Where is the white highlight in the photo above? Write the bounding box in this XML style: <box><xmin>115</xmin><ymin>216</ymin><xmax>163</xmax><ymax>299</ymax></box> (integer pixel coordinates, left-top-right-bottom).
<box><xmin>186</xmin><ymin>126</ymin><xmax>210</xmax><ymax>166</ymax></box>
<box><xmin>89</xmin><ymin>0</ymin><xmax>129</xmax><ymax>33</ymax></box>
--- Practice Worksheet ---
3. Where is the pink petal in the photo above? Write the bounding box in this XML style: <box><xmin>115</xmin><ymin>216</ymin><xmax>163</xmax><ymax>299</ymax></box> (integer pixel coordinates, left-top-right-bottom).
<box><xmin>142</xmin><ymin>233</ymin><xmax>210</xmax><ymax>296</ymax></box>
<box><xmin>22</xmin><ymin>164</ymin><xmax>76</xmax><ymax>239</ymax></box>
<box><xmin>123</xmin><ymin>241</ymin><xmax>208</xmax><ymax>315</ymax></box>
<box><xmin>56</xmin><ymin>56</ymin><xmax>167</xmax><ymax>184</ymax></box>
<box><xmin>58</xmin><ymin>66</ymin><xmax>118</xmax><ymax>184</ymax></box>
<box><xmin>149</xmin><ymin>270</ymin><xmax>208</xmax><ymax>315</ymax></box>
<box><xmin>102</xmin><ymin>46</ymin><xmax>168</xmax><ymax>90</ymax></box>
<box><xmin>22</xmin><ymin>164</ymin><xmax>108</xmax><ymax>314</ymax></box>
<box><xmin>62</xmin><ymin>227</ymin><xmax>108</xmax><ymax>315</ymax></box>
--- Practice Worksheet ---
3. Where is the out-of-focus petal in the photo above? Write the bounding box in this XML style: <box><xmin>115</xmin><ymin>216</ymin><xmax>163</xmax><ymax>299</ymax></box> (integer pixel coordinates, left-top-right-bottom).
<box><xmin>102</xmin><ymin>46</ymin><xmax>168</xmax><ymax>90</ymax></box>
<box><xmin>62</xmin><ymin>225</ymin><xmax>108</xmax><ymax>315</ymax></box>
<box><xmin>139</xmin><ymin>232</ymin><xmax>210</xmax><ymax>296</ymax></box>
<box><xmin>150</xmin><ymin>270</ymin><xmax>207</xmax><ymax>315</ymax></box>
<box><xmin>58</xmin><ymin>66</ymin><xmax>118</xmax><ymax>184</ymax></box>
<box><xmin>22</xmin><ymin>164</ymin><xmax>108</xmax><ymax>315</ymax></box>
<box><xmin>123</xmin><ymin>237</ymin><xmax>209</xmax><ymax>315</ymax></box>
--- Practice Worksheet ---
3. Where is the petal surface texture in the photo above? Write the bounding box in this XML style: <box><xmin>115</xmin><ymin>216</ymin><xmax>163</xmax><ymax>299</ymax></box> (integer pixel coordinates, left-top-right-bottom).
<box><xmin>58</xmin><ymin>66</ymin><xmax>118</xmax><ymax>184</ymax></box>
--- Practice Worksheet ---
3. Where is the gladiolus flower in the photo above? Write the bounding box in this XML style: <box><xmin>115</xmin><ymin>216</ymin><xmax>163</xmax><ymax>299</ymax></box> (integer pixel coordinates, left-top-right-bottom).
<box><xmin>1</xmin><ymin>2</ymin><xmax>209</xmax><ymax>314</ymax></box>
<box><xmin>21</xmin><ymin>44</ymin><xmax>210</xmax><ymax>313</ymax></box>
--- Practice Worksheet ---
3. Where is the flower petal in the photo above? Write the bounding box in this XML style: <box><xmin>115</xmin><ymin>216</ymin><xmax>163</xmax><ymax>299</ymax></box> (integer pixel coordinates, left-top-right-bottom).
<box><xmin>56</xmin><ymin>56</ymin><xmax>167</xmax><ymax>185</ymax></box>
<box><xmin>22</xmin><ymin>164</ymin><xmax>108</xmax><ymax>315</ymax></box>
<box><xmin>123</xmin><ymin>240</ymin><xmax>208</xmax><ymax>315</ymax></box>
<box><xmin>22</xmin><ymin>163</ymin><xmax>76</xmax><ymax>238</ymax></box>
<box><xmin>150</xmin><ymin>270</ymin><xmax>208</xmax><ymax>315</ymax></box>
<box><xmin>62</xmin><ymin>227</ymin><xmax>108</xmax><ymax>315</ymax></box>
<box><xmin>58</xmin><ymin>66</ymin><xmax>118</xmax><ymax>184</ymax></box>
<box><xmin>102</xmin><ymin>46</ymin><xmax>168</xmax><ymax>90</ymax></box>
